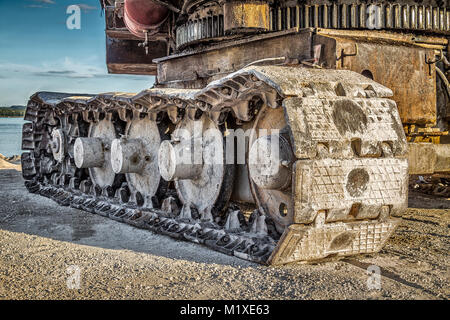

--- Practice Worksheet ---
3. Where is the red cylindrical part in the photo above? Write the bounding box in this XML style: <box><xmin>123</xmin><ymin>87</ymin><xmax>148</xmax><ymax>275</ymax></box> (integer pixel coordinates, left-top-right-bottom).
<box><xmin>124</xmin><ymin>0</ymin><xmax>169</xmax><ymax>38</ymax></box>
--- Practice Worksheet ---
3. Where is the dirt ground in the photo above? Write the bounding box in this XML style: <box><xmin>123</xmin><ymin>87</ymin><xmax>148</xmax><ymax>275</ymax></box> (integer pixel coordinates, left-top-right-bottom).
<box><xmin>0</xmin><ymin>163</ymin><xmax>448</xmax><ymax>300</ymax></box>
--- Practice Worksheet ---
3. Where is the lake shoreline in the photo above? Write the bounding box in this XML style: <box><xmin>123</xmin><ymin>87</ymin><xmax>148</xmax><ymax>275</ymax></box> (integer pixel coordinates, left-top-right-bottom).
<box><xmin>0</xmin><ymin>116</ymin><xmax>24</xmax><ymax>118</ymax></box>
<box><xmin>0</xmin><ymin>109</ymin><xmax>25</xmax><ymax>118</ymax></box>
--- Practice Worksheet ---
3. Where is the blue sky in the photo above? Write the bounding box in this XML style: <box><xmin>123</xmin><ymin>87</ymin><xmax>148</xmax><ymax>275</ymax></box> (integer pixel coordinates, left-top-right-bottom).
<box><xmin>0</xmin><ymin>0</ymin><xmax>154</xmax><ymax>106</ymax></box>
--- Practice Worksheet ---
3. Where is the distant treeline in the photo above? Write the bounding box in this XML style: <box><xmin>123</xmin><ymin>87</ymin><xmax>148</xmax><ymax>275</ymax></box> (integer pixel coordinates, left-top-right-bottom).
<box><xmin>0</xmin><ymin>107</ymin><xmax>26</xmax><ymax>117</ymax></box>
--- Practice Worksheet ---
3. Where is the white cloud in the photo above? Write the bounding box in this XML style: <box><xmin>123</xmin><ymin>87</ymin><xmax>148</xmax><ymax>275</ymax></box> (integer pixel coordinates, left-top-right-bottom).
<box><xmin>34</xmin><ymin>0</ymin><xmax>56</xmax><ymax>4</ymax></box>
<box><xmin>25</xmin><ymin>2</ymin><xmax>98</xmax><ymax>12</ymax></box>
<box><xmin>0</xmin><ymin>57</ymin><xmax>152</xmax><ymax>106</ymax></box>
<box><xmin>76</xmin><ymin>4</ymin><xmax>98</xmax><ymax>12</ymax></box>
<box><xmin>25</xmin><ymin>1</ymin><xmax>56</xmax><ymax>9</ymax></box>
<box><xmin>0</xmin><ymin>62</ymin><xmax>41</xmax><ymax>74</ymax></box>
<box><xmin>43</xmin><ymin>56</ymin><xmax>105</xmax><ymax>78</ymax></box>
<box><xmin>0</xmin><ymin>57</ymin><xmax>107</xmax><ymax>79</ymax></box>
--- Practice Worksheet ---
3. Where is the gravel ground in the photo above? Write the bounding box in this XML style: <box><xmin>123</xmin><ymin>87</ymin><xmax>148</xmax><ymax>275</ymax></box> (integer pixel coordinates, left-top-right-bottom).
<box><xmin>0</xmin><ymin>167</ymin><xmax>448</xmax><ymax>300</ymax></box>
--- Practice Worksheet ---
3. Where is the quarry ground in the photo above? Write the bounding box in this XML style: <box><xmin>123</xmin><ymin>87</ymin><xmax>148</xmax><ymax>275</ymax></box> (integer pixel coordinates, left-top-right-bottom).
<box><xmin>0</xmin><ymin>161</ymin><xmax>448</xmax><ymax>300</ymax></box>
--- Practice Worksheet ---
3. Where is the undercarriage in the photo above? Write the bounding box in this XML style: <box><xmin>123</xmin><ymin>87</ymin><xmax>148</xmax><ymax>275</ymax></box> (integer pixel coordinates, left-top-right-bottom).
<box><xmin>21</xmin><ymin>0</ymin><xmax>450</xmax><ymax>265</ymax></box>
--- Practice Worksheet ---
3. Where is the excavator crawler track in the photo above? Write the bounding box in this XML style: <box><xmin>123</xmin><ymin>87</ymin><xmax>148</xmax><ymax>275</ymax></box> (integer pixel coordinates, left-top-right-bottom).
<box><xmin>410</xmin><ymin>174</ymin><xmax>450</xmax><ymax>198</ymax></box>
<box><xmin>21</xmin><ymin>66</ymin><xmax>409</xmax><ymax>265</ymax></box>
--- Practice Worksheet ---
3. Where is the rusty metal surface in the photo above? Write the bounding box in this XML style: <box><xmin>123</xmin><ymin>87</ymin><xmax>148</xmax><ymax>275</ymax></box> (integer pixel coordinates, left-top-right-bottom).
<box><xmin>174</xmin><ymin>1</ymin><xmax>450</xmax><ymax>50</ymax></box>
<box><xmin>175</xmin><ymin>0</ymin><xmax>224</xmax><ymax>49</ymax></box>
<box><xmin>269</xmin><ymin>2</ymin><xmax>450</xmax><ymax>35</ymax></box>
<box><xmin>315</xmin><ymin>28</ymin><xmax>448</xmax><ymax>48</ymax></box>
<box><xmin>314</xmin><ymin>31</ymin><xmax>438</xmax><ymax>126</ymax></box>
<box><xmin>100</xmin><ymin>0</ymin><xmax>450</xmax><ymax>82</ymax></box>
<box><xmin>106</xmin><ymin>37</ymin><xmax>166</xmax><ymax>75</ymax></box>
<box><xmin>157</xmin><ymin>26</ymin><xmax>447</xmax><ymax>123</ymax></box>
<box><xmin>224</xmin><ymin>1</ymin><xmax>270</xmax><ymax>32</ymax></box>
<box><xmin>104</xmin><ymin>4</ymin><xmax>169</xmax><ymax>41</ymax></box>
<box><xmin>408</xmin><ymin>142</ymin><xmax>450</xmax><ymax>174</ymax></box>
<box><xmin>157</xmin><ymin>30</ymin><xmax>312</xmax><ymax>85</ymax></box>
<box><xmin>107</xmin><ymin>63</ymin><xmax>158</xmax><ymax>75</ymax></box>
<box><xmin>123</xmin><ymin>0</ymin><xmax>169</xmax><ymax>38</ymax></box>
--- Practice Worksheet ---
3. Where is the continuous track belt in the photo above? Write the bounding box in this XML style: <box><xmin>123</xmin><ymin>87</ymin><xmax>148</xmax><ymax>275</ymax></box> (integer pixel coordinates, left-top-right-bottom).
<box><xmin>21</xmin><ymin>66</ymin><xmax>409</xmax><ymax>265</ymax></box>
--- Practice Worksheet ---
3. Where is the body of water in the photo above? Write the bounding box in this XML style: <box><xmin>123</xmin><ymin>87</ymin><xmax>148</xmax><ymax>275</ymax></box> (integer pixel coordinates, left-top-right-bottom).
<box><xmin>0</xmin><ymin>118</ymin><xmax>25</xmax><ymax>157</ymax></box>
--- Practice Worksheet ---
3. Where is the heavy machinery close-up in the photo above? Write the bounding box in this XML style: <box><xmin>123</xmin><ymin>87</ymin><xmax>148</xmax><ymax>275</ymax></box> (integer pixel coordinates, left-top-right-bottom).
<box><xmin>21</xmin><ymin>0</ymin><xmax>450</xmax><ymax>265</ymax></box>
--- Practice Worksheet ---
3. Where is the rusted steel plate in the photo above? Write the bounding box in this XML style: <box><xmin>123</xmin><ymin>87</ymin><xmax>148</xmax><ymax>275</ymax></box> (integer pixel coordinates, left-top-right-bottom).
<box><xmin>316</xmin><ymin>34</ymin><xmax>438</xmax><ymax>126</ymax></box>
<box><xmin>156</xmin><ymin>30</ymin><xmax>312</xmax><ymax>86</ymax></box>
<box><xmin>106</xmin><ymin>37</ymin><xmax>166</xmax><ymax>75</ymax></box>
<box><xmin>224</xmin><ymin>1</ymin><xmax>270</xmax><ymax>32</ymax></box>
<box><xmin>408</xmin><ymin>142</ymin><xmax>450</xmax><ymax>174</ymax></box>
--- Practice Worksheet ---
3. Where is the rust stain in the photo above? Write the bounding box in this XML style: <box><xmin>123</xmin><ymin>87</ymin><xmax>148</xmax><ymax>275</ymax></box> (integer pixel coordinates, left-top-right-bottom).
<box><xmin>224</xmin><ymin>1</ymin><xmax>269</xmax><ymax>31</ymax></box>
<box><xmin>330</xmin><ymin>37</ymin><xmax>437</xmax><ymax>126</ymax></box>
